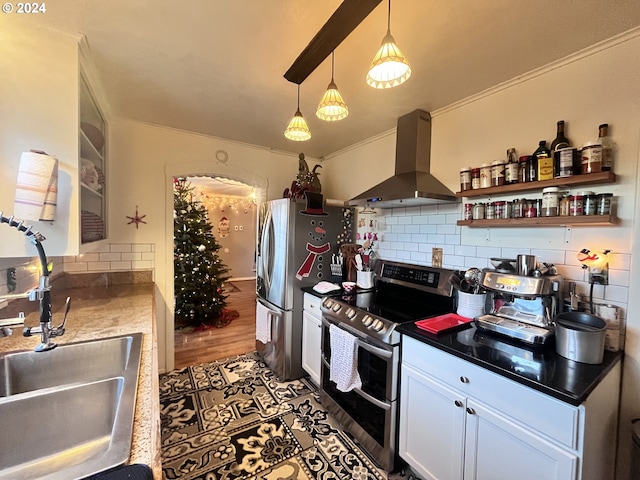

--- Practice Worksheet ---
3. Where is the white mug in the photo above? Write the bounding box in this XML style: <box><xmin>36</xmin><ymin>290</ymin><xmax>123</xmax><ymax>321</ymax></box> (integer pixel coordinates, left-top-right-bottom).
<box><xmin>356</xmin><ymin>271</ymin><xmax>374</xmax><ymax>289</ymax></box>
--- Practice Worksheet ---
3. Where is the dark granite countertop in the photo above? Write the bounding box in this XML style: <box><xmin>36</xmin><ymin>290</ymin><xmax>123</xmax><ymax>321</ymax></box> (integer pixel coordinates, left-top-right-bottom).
<box><xmin>397</xmin><ymin>322</ymin><xmax>622</xmax><ymax>406</ymax></box>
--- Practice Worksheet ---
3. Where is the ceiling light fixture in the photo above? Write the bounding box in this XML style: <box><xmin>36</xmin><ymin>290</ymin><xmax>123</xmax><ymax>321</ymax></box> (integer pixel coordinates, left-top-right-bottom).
<box><xmin>366</xmin><ymin>0</ymin><xmax>411</xmax><ymax>89</ymax></box>
<box><xmin>284</xmin><ymin>84</ymin><xmax>311</xmax><ymax>141</ymax></box>
<box><xmin>316</xmin><ymin>51</ymin><xmax>349</xmax><ymax>121</ymax></box>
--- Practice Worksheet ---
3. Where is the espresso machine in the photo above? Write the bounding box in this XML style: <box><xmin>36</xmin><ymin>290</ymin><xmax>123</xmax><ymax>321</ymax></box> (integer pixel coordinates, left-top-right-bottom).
<box><xmin>475</xmin><ymin>267</ymin><xmax>563</xmax><ymax>345</ymax></box>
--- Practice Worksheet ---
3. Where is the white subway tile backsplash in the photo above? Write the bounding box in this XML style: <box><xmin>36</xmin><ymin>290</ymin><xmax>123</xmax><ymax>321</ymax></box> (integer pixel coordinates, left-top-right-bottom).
<box><xmin>110</xmin><ymin>244</ymin><xmax>132</xmax><ymax>253</ymax></box>
<box><xmin>410</xmin><ymin>251</ymin><xmax>427</xmax><ymax>263</ymax></box>
<box><xmin>78</xmin><ymin>253</ymin><xmax>100</xmax><ymax>263</ymax></box>
<box><xmin>419</xmin><ymin>224</ymin><xmax>438</xmax><ymax>234</ymax></box>
<box><xmin>427</xmin><ymin>234</ymin><xmax>446</xmax><ymax>244</ymax></box>
<box><xmin>63</xmin><ymin>262</ymin><xmax>88</xmax><ymax>272</ymax></box>
<box><xmin>121</xmin><ymin>252</ymin><xmax>142</xmax><ymax>261</ymax></box>
<box><xmin>419</xmin><ymin>205</ymin><xmax>438</xmax><ymax>215</ymax></box>
<box><xmin>405</xmin><ymin>224</ymin><xmax>420</xmax><ymax>234</ymax></box>
<box><xmin>428</xmin><ymin>214</ymin><xmax>448</xmax><ymax>225</ymax></box>
<box><xmin>110</xmin><ymin>261</ymin><xmax>132</xmax><ymax>270</ymax></box>
<box><xmin>132</xmin><ymin>244</ymin><xmax>153</xmax><ymax>253</ymax></box>
<box><xmin>437</xmin><ymin>224</ymin><xmax>457</xmax><ymax>235</ymax></box>
<box><xmin>476</xmin><ymin>246</ymin><xmax>502</xmax><ymax>258</ymax></box>
<box><xmin>501</xmin><ymin>247</ymin><xmax>528</xmax><ymax>258</ymax></box>
<box><xmin>530</xmin><ymin>249</ymin><xmax>566</xmax><ymax>265</ymax></box>
<box><xmin>132</xmin><ymin>260</ymin><xmax>153</xmax><ymax>270</ymax></box>
<box><xmin>455</xmin><ymin>245</ymin><xmax>477</xmax><ymax>257</ymax></box>
<box><xmin>608</xmin><ymin>269</ymin><xmax>630</xmax><ymax>287</ymax></box>
<box><xmin>403</xmin><ymin>242</ymin><xmax>420</xmax><ymax>252</ymax></box>
<box><xmin>445</xmin><ymin>234</ymin><xmax>460</xmax><ymax>245</ymax></box>
<box><xmin>88</xmin><ymin>261</ymin><xmax>112</xmax><ymax>271</ymax></box>
<box><xmin>411</xmin><ymin>215</ymin><xmax>429</xmax><ymax>225</ymax></box>
<box><xmin>604</xmin><ymin>285</ymin><xmax>629</xmax><ymax>303</ymax></box>
<box><xmin>398</xmin><ymin>216</ymin><xmax>412</xmax><ymax>225</ymax></box>
<box><xmin>141</xmin><ymin>252</ymin><xmax>155</xmax><ymax>261</ymax></box>
<box><xmin>391</xmin><ymin>225</ymin><xmax>406</xmax><ymax>234</ymax></box>
<box><xmin>99</xmin><ymin>253</ymin><xmax>121</xmax><ymax>262</ymax></box>
<box><xmin>610</xmin><ymin>253</ymin><xmax>631</xmax><ymax>270</ymax></box>
<box><xmin>411</xmin><ymin>234</ymin><xmax>428</xmax><ymax>244</ymax></box>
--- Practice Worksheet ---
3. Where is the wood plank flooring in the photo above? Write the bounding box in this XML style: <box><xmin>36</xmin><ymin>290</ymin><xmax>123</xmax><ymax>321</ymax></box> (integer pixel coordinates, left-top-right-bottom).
<box><xmin>174</xmin><ymin>280</ymin><xmax>256</xmax><ymax>369</ymax></box>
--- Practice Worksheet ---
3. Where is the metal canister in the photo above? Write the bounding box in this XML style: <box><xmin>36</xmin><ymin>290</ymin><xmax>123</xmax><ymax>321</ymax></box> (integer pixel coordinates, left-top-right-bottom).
<box><xmin>486</xmin><ymin>202</ymin><xmax>496</xmax><ymax>219</ymax></box>
<box><xmin>464</xmin><ymin>203</ymin><xmax>473</xmax><ymax>220</ymax></box>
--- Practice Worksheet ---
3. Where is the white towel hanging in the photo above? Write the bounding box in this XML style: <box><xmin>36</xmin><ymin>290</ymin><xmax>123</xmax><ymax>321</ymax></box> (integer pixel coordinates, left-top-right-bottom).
<box><xmin>256</xmin><ymin>302</ymin><xmax>272</xmax><ymax>344</ymax></box>
<box><xmin>329</xmin><ymin>324</ymin><xmax>362</xmax><ymax>392</ymax></box>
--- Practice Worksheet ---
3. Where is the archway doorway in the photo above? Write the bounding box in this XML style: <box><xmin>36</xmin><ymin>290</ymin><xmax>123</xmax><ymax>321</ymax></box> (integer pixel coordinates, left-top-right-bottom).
<box><xmin>164</xmin><ymin>161</ymin><xmax>268</xmax><ymax>372</ymax></box>
<box><xmin>173</xmin><ymin>175</ymin><xmax>258</xmax><ymax>368</ymax></box>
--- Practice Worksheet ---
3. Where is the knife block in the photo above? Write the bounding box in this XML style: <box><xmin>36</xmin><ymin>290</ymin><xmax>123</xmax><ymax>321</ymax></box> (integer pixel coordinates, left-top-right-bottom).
<box><xmin>339</xmin><ymin>243</ymin><xmax>362</xmax><ymax>283</ymax></box>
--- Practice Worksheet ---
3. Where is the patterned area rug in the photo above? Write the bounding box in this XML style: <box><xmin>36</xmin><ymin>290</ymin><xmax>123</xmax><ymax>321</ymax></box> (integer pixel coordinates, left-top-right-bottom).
<box><xmin>160</xmin><ymin>352</ymin><xmax>420</xmax><ymax>480</ymax></box>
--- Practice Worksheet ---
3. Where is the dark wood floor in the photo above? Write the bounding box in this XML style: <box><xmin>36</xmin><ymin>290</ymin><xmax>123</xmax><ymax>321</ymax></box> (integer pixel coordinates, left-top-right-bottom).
<box><xmin>174</xmin><ymin>280</ymin><xmax>256</xmax><ymax>369</ymax></box>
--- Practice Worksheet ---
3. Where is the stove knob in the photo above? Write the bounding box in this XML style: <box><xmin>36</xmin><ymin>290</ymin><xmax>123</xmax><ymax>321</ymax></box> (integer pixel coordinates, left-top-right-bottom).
<box><xmin>332</xmin><ymin>303</ymin><xmax>341</xmax><ymax>312</ymax></box>
<box><xmin>345</xmin><ymin>308</ymin><xmax>357</xmax><ymax>319</ymax></box>
<box><xmin>323</xmin><ymin>299</ymin><xmax>332</xmax><ymax>308</ymax></box>
<box><xmin>371</xmin><ymin>319</ymin><xmax>384</xmax><ymax>331</ymax></box>
<box><xmin>362</xmin><ymin>315</ymin><xmax>374</xmax><ymax>327</ymax></box>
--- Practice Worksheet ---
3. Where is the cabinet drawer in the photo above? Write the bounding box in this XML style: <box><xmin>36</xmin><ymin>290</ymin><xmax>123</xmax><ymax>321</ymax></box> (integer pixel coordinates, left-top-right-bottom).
<box><xmin>303</xmin><ymin>293</ymin><xmax>323</xmax><ymax>316</ymax></box>
<box><xmin>402</xmin><ymin>336</ymin><xmax>580</xmax><ymax>449</ymax></box>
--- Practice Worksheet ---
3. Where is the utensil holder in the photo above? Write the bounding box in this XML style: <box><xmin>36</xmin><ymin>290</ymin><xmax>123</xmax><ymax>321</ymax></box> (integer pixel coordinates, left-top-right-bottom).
<box><xmin>457</xmin><ymin>291</ymin><xmax>486</xmax><ymax>319</ymax></box>
<box><xmin>356</xmin><ymin>271</ymin><xmax>374</xmax><ymax>289</ymax></box>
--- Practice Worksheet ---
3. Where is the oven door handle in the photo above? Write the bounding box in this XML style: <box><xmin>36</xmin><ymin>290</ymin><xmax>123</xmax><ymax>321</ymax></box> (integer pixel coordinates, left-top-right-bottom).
<box><xmin>322</xmin><ymin>317</ymin><xmax>393</xmax><ymax>360</ymax></box>
<box><xmin>321</xmin><ymin>357</ymin><xmax>391</xmax><ymax>411</ymax></box>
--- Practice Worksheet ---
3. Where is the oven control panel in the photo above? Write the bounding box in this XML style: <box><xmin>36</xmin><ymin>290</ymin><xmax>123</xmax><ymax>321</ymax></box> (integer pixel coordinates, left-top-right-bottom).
<box><xmin>322</xmin><ymin>298</ymin><xmax>393</xmax><ymax>341</ymax></box>
<box><xmin>377</xmin><ymin>260</ymin><xmax>454</xmax><ymax>297</ymax></box>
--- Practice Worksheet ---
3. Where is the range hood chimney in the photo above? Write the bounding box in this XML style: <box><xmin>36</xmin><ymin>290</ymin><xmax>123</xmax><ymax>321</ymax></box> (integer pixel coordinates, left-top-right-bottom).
<box><xmin>348</xmin><ymin>109</ymin><xmax>458</xmax><ymax>208</ymax></box>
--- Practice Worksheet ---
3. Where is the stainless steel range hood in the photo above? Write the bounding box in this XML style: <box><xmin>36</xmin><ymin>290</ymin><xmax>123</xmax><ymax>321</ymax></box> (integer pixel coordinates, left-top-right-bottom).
<box><xmin>348</xmin><ymin>109</ymin><xmax>458</xmax><ymax>208</ymax></box>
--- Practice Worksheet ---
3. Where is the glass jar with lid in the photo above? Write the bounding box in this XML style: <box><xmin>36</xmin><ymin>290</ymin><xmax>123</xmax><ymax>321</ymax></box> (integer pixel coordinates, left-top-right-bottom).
<box><xmin>541</xmin><ymin>187</ymin><xmax>560</xmax><ymax>216</ymax></box>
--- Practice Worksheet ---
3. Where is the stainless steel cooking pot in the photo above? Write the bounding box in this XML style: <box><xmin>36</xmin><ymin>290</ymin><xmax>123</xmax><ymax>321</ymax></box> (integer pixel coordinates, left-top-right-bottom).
<box><xmin>554</xmin><ymin>312</ymin><xmax>607</xmax><ymax>364</ymax></box>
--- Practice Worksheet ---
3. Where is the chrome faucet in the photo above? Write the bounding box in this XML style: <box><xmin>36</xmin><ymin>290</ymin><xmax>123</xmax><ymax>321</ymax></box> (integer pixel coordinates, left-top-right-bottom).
<box><xmin>0</xmin><ymin>212</ymin><xmax>70</xmax><ymax>351</ymax></box>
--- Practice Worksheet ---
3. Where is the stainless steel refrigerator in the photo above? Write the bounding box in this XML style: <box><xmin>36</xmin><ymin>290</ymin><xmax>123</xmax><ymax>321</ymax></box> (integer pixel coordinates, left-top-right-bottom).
<box><xmin>256</xmin><ymin>196</ymin><xmax>350</xmax><ymax>380</ymax></box>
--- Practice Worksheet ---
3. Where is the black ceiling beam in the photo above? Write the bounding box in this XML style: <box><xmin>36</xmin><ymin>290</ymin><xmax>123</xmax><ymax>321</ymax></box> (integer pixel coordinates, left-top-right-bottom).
<box><xmin>284</xmin><ymin>0</ymin><xmax>383</xmax><ymax>85</ymax></box>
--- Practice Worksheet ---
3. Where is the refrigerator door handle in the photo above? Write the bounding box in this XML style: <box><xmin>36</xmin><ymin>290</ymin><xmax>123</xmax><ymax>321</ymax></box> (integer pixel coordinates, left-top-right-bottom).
<box><xmin>260</xmin><ymin>207</ymin><xmax>274</xmax><ymax>292</ymax></box>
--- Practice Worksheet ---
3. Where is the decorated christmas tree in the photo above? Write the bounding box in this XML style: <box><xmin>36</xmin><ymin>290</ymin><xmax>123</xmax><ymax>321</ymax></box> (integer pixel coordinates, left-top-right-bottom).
<box><xmin>174</xmin><ymin>178</ymin><xmax>231</xmax><ymax>328</ymax></box>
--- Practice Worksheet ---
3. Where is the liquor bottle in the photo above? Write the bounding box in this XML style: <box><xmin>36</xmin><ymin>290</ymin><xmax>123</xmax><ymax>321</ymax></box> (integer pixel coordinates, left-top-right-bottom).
<box><xmin>550</xmin><ymin>121</ymin><xmax>571</xmax><ymax>177</ymax></box>
<box><xmin>505</xmin><ymin>148</ymin><xmax>519</xmax><ymax>184</ymax></box>
<box><xmin>532</xmin><ymin>140</ymin><xmax>552</xmax><ymax>181</ymax></box>
<box><xmin>598</xmin><ymin>123</ymin><xmax>614</xmax><ymax>171</ymax></box>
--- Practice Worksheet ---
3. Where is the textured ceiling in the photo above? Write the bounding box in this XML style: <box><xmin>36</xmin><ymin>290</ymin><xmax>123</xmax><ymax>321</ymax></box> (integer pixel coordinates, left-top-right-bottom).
<box><xmin>5</xmin><ymin>0</ymin><xmax>640</xmax><ymax>158</ymax></box>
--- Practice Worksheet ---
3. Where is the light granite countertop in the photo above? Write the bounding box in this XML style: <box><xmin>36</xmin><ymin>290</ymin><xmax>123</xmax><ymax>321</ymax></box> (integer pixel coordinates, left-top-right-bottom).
<box><xmin>0</xmin><ymin>281</ymin><xmax>161</xmax><ymax>479</ymax></box>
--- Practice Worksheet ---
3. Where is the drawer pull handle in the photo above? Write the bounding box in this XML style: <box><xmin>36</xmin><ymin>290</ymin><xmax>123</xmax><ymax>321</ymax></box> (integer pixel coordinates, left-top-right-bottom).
<box><xmin>466</xmin><ymin>407</ymin><xmax>476</xmax><ymax>415</ymax></box>
<box><xmin>459</xmin><ymin>376</ymin><xmax>469</xmax><ymax>384</ymax></box>
<box><xmin>454</xmin><ymin>400</ymin><xmax>463</xmax><ymax>407</ymax></box>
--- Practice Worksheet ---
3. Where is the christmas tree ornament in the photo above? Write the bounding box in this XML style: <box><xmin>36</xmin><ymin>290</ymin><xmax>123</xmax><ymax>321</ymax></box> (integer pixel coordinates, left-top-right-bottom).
<box><xmin>126</xmin><ymin>205</ymin><xmax>147</xmax><ymax>229</ymax></box>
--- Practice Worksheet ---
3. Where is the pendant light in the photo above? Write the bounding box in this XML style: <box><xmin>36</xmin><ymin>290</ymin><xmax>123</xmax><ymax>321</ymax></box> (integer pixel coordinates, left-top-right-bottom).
<box><xmin>284</xmin><ymin>84</ymin><xmax>311</xmax><ymax>141</ymax></box>
<box><xmin>366</xmin><ymin>0</ymin><xmax>411</xmax><ymax>89</ymax></box>
<box><xmin>316</xmin><ymin>51</ymin><xmax>349</xmax><ymax>121</ymax></box>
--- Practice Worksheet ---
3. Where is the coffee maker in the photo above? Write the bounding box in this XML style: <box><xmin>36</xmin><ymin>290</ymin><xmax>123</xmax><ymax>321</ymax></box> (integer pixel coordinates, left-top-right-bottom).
<box><xmin>475</xmin><ymin>268</ymin><xmax>563</xmax><ymax>345</ymax></box>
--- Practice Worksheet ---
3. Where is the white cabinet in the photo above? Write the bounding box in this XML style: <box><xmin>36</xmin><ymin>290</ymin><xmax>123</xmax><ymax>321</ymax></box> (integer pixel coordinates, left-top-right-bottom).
<box><xmin>302</xmin><ymin>293</ymin><xmax>322</xmax><ymax>385</ymax></box>
<box><xmin>399</xmin><ymin>335</ymin><xmax>620</xmax><ymax>480</ymax></box>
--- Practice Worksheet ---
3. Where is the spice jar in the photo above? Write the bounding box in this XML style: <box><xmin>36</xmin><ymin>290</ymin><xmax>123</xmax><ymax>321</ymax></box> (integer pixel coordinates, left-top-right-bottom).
<box><xmin>486</xmin><ymin>202</ymin><xmax>496</xmax><ymax>219</ymax></box>
<box><xmin>570</xmin><ymin>194</ymin><xmax>584</xmax><ymax>216</ymax></box>
<box><xmin>525</xmin><ymin>200</ymin><xmax>537</xmax><ymax>218</ymax></box>
<box><xmin>480</xmin><ymin>163</ymin><xmax>491</xmax><ymax>188</ymax></box>
<box><xmin>541</xmin><ymin>187</ymin><xmax>560</xmax><ymax>217</ymax></box>
<box><xmin>513</xmin><ymin>198</ymin><xmax>526</xmax><ymax>218</ymax></box>
<box><xmin>518</xmin><ymin>156</ymin><xmax>530</xmax><ymax>183</ymax></box>
<box><xmin>460</xmin><ymin>167</ymin><xmax>472</xmax><ymax>191</ymax></box>
<box><xmin>597</xmin><ymin>193</ymin><xmax>613</xmax><ymax>215</ymax></box>
<box><xmin>491</xmin><ymin>160</ymin><xmax>505</xmax><ymax>187</ymax></box>
<box><xmin>584</xmin><ymin>194</ymin><xmax>598</xmax><ymax>215</ymax></box>
<box><xmin>559</xmin><ymin>193</ymin><xmax>570</xmax><ymax>216</ymax></box>
<box><xmin>473</xmin><ymin>203</ymin><xmax>485</xmax><ymax>220</ymax></box>
<box><xmin>471</xmin><ymin>167</ymin><xmax>481</xmax><ymax>189</ymax></box>
<box><xmin>495</xmin><ymin>200</ymin><xmax>510</xmax><ymax>219</ymax></box>
<box><xmin>464</xmin><ymin>203</ymin><xmax>473</xmax><ymax>220</ymax></box>
<box><xmin>581</xmin><ymin>141</ymin><xmax>603</xmax><ymax>174</ymax></box>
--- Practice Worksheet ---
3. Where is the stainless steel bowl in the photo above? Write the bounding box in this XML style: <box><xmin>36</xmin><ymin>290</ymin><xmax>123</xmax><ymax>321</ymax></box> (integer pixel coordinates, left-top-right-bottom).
<box><xmin>554</xmin><ymin>312</ymin><xmax>607</xmax><ymax>364</ymax></box>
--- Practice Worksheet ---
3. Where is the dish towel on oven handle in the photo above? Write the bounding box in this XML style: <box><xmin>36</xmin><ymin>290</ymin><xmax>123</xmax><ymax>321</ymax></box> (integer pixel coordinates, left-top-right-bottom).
<box><xmin>256</xmin><ymin>301</ymin><xmax>272</xmax><ymax>344</ymax></box>
<box><xmin>329</xmin><ymin>323</ymin><xmax>362</xmax><ymax>392</ymax></box>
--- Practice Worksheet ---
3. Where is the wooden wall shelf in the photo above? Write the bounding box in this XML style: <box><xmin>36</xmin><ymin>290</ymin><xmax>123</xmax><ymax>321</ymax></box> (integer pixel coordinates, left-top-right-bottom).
<box><xmin>456</xmin><ymin>171</ymin><xmax>616</xmax><ymax>198</ymax></box>
<box><xmin>457</xmin><ymin>214</ymin><xmax>616</xmax><ymax>228</ymax></box>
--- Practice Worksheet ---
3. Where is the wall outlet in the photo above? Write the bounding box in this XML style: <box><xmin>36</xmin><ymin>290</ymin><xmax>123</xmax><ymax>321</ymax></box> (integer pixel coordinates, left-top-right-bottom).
<box><xmin>432</xmin><ymin>247</ymin><xmax>443</xmax><ymax>268</ymax></box>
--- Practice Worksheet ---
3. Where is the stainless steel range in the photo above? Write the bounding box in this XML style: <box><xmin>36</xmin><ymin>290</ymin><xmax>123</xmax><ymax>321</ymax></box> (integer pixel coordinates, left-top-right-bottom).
<box><xmin>319</xmin><ymin>260</ymin><xmax>455</xmax><ymax>472</ymax></box>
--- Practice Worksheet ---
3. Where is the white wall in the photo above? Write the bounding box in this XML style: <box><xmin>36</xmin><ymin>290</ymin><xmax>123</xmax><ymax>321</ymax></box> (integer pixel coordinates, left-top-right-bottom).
<box><xmin>107</xmin><ymin>120</ymin><xmax>314</xmax><ymax>371</ymax></box>
<box><xmin>323</xmin><ymin>29</ymin><xmax>640</xmax><ymax>479</ymax></box>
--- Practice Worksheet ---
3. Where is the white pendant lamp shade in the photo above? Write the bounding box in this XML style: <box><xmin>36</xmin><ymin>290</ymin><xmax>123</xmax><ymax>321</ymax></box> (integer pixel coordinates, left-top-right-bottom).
<box><xmin>316</xmin><ymin>52</ymin><xmax>349</xmax><ymax>121</ymax></box>
<box><xmin>284</xmin><ymin>85</ymin><xmax>311</xmax><ymax>141</ymax></box>
<box><xmin>366</xmin><ymin>1</ymin><xmax>411</xmax><ymax>89</ymax></box>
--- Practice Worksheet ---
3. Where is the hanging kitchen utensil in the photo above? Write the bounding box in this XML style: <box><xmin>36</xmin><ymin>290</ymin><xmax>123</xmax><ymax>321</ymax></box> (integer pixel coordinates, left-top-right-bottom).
<box><xmin>464</xmin><ymin>267</ymin><xmax>482</xmax><ymax>294</ymax></box>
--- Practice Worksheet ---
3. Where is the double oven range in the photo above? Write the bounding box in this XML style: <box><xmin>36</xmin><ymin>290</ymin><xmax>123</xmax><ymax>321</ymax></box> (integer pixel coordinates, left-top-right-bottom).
<box><xmin>319</xmin><ymin>260</ymin><xmax>455</xmax><ymax>472</ymax></box>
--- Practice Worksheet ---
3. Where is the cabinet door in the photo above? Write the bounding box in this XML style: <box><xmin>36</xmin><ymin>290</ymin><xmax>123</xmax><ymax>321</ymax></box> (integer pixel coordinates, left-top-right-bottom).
<box><xmin>301</xmin><ymin>310</ymin><xmax>321</xmax><ymax>385</ymax></box>
<box><xmin>463</xmin><ymin>399</ymin><xmax>578</xmax><ymax>480</ymax></box>
<box><xmin>399</xmin><ymin>363</ymin><xmax>466</xmax><ymax>480</ymax></box>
